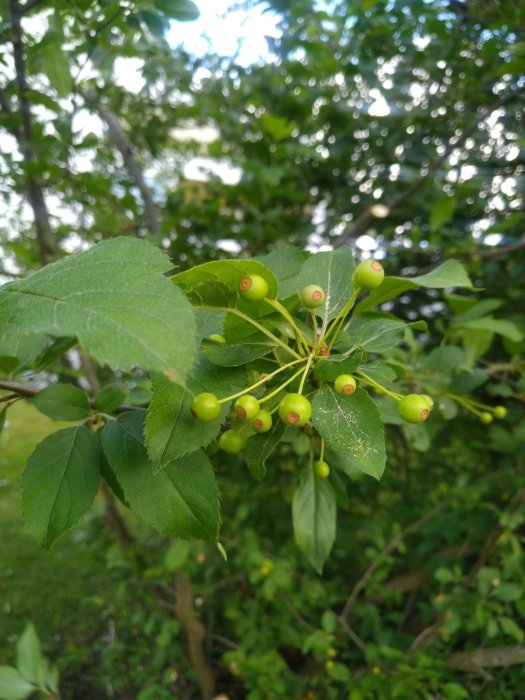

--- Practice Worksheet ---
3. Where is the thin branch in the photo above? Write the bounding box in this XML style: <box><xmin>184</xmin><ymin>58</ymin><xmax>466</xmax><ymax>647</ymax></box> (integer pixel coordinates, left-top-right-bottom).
<box><xmin>340</xmin><ymin>502</ymin><xmax>445</xmax><ymax>622</ymax></box>
<box><xmin>8</xmin><ymin>0</ymin><xmax>58</xmax><ymax>263</ymax></box>
<box><xmin>447</xmin><ymin>645</ymin><xmax>525</xmax><ymax>674</ymax></box>
<box><xmin>85</xmin><ymin>94</ymin><xmax>161</xmax><ymax>236</ymax></box>
<box><xmin>336</xmin><ymin>86</ymin><xmax>525</xmax><ymax>246</ymax></box>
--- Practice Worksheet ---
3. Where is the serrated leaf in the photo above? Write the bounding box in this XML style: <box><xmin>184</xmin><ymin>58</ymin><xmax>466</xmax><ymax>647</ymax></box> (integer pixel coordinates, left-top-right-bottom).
<box><xmin>312</xmin><ymin>386</ymin><xmax>386</xmax><ymax>480</ymax></box>
<box><xmin>297</xmin><ymin>248</ymin><xmax>355</xmax><ymax>325</ymax></box>
<box><xmin>155</xmin><ymin>0</ymin><xmax>200</xmax><ymax>20</ymax></box>
<box><xmin>95</xmin><ymin>384</ymin><xmax>126</xmax><ymax>414</ymax></box>
<box><xmin>21</xmin><ymin>426</ymin><xmax>101</xmax><ymax>548</ymax></box>
<box><xmin>459</xmin><ymin>318</ymin><xmax>523</xmax><ymax>342</ymax></box>
<box><xmin>42</xmin><ymin>42</ymin><xmax>72</xmax><ymax>97</ymax></box>
<box><xmin>0</xmin><ymin>238</ymin><xmax>196</xmax><ymax>381</ymax></box>
<box><xmin>145</xmin><ymin>357</ymin><xmax>246</xmax><ymax>468</ymax></box>
<box><xmin>28</xmin><ymin>384</ymin><xmax>90</xmax><ymax>421</ymax></box>
<box><xmin>16</xmin><ymin>624</ymin><xmax>44</xmax><ymax>686</ymax></box>
<box><xmin>258</xmin><ymin>247</ymin><xmax>309</xmax><ymax>299</ymax></box>
<box><xmin>292</xmin><ymin>466</ymin><xmax>336</xmax><ymax>573</ymax></box>
<box><xmin>356</xmin><ymin>260</ymin><xmax>474</xmax><ymax>313</ymax></box>
<box><xmin>430</xmin><ymin>196</ymin><xmax>456</xmax><ymax>232</ymax></box>
<box><xmin>245</xmin><ymin>421</ymin><xmax>287</xmax><ymax>480</ymax></box>
<box><xmin>102</xmin><ymin>412</ymin><xmax>220</xmax><ymax>540</ymax></box>
<box><xmin>0</xmin><ymin>667</ymin><xmax>35</xmax><ymax>700</ymax></box>
<box><xmin>202</xmin><ymin>332</ymin><xmax>277</xmax><ymax>366</ymax></box>
<box><xmin>172</xmin><ymin>259</ymin><xmax>278</xmax><ymax>307</ymax></box>
<box><xmin>342</xmin><ymin>317</ymin><xmax>406</xmax><ymax>354</ymax></box>
<box><xmin>313</xmin><ymin>351</ymin><xmax>363</xmax><ymax>382</ymax></box>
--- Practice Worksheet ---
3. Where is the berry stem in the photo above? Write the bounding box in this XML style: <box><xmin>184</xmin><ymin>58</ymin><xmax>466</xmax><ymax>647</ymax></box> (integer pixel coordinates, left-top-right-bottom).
<box><xmin>298</xmin><ymin>353</ymin><xmax>314</xmax><ymax>395</ymax></box>
<box><xmin>319</xmin><ymin>436</ymin><xmax>325</xmax><ymax>462</ymax></box>
<box><xmin>310</xmin><ymin>309</ymin><xmax>318</xmax><ymax>352</ymax></box>
<box><xmin>218</xmin><ymin>357</ymin><xmax>307</xmax><ymax>404</ymax></box>
<box><xmin>321</xmin><ymin>287</ymin><xmax>361</xmax><ymax>349</ymax></box>
<box><xmin>264</xmin><ymin>297</ymin><xmax>311</xmax><ymax>355</ymax></box>
<box><xmin>355</xmin><ymin>370</ymin><xmax>402</xmax><ymax>401</ymax></box>
<box><xmin>259</xmin><ymin>366</ymin><xmax>307</xmax><ymax>404</ymax></box>
<box><xmin>204</xmin><ymin>305</ymin><xmax>302</xmax><ymax>360</ymax></box>
<box><xmin>446</xmin><ymin>392</ymin><xmax>494</xmax><ymax>412</ymax></box>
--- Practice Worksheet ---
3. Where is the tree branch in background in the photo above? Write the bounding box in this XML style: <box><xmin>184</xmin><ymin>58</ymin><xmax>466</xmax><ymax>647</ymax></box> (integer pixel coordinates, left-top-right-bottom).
<box><xmin>447</xmin><ymin>645</ymin><xmax>525</xmax><ymax>676</ymax></box>
<box><xmin>8</xmin><ymin>0</ymin><xmax>58</xmax><ymax>263</ymax></box>
<box><xmin>88</xmin><ymin>95</ymin><xmax>161</xmax><ymax>237</ymax></box>
<box><xmin>336</xmin><ymin>86</ymin><xmax>525</xmax><ymax>247</ymax></box>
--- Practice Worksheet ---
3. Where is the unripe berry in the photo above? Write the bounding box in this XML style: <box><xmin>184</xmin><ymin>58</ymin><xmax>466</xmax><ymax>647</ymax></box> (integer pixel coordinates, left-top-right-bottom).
<box><xmin>278</xmin><ymin>393</ymin><xmax>312</xmax><ymax>426</ymax></box>
<box><xmin>191</xmin><ymin>393</ymin><xmax>221</xmax><ymax>422</ymax></box>
<box><xmin>208</xmin><ymin>334</ymin><xmax>225</xmax><ymax>343</ymax></box>
<box><xmin>494</xmin><ymin>406</ymin><xmax>507</xmax><ymax>419</ymax></box>
<box><xmin>352</xmin><ymin>260</ymin><xmax>385</xmax><ymax>290</ymax></box>
<box><xmin>239</xmin><ymin>273</ymin><xmax>268</xmax><ymax>302</ymax></box>
<box><xmin>234</xmin><ymin>395</ymin><xmax>260</xmax><ymax>420</ymax></box>
<box><xmin>219</xmin><ymin>429</ymin><xmax>245</xmax><ymax>454</ymax></box>
<box><xmin>252</xmin><ymin>410</ymin><xmax>272</xmax><ymax>433</ymax></box>
<box><xmin>421</xmin><ymin>394</ymin><xmax>434</xmax><ymax>412</ymax></box>
<box><xmin>314</xmin><ymin>459</ymin><xmax>330</xmax><ymax>478</ymax></box>
<box><xmin>480</xmin><ymin>412</ymin><xmax>493</xmax><ymax>425</ymax></box>
<box><xmin>334</xmin><ymin>374</ymin><xmax>357</xmax><ymax>396</ymax></box>
<box><xmin>300</xmin><ymin>284</ymin><xmax>325</xmax><ymax>309</ymax></box>
<box><xmin>398</xmin><ymin>394</ymin><xmax>431</xmax><ymax>423</ymax></box>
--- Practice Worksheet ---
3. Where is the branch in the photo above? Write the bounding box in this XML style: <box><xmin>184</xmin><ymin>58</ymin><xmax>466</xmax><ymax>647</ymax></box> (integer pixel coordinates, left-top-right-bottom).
<box><xmin>336</xmin><ymin>86</ymin><xmax>525</xmax><ymax>246</ymax></box>
<box><xmin>8</xmin><ymin>0</ymin><xmax>58</xmax><ymax>263</ymax></box>
<box><xmin>174</xmin><ymin>571</ymin><xmax>216</xmax><ymax>700</ymax></box>
<box><xmin>447</xmin><ymin>646</ymin><xmax>525</xmax><ymax>674</ymax></box>
<box><xmin>86</xmin><ymin>94</ymin><xmax>161</xmax><ymax>236</ymax></box>
<box><xmin>340</xmin><ymin>502</ymin><xmax>445</xmax><ymax>621</ymax></box>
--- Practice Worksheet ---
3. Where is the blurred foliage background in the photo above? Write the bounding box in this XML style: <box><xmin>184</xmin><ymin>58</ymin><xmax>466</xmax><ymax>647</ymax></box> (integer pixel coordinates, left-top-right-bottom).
<box><xmin>1</xmin><ymin>0</ymin><xmax>524</xmax><ymax>698</ymax></box>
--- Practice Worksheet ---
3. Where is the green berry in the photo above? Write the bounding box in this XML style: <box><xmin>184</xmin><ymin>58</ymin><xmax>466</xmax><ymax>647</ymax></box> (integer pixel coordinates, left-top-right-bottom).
<box><xmin>209</xmin><ymin>334</ymin><xmax>225</xmax><ymax>343</ymax></box>
<box><xmin>278</xmin><ymin>393</ymin><xmax>312</xmax><ymax>426</ymax></box>
<box><xmin>480</xmin><ymin>412</ymin><xmax>493</xmax><ymax>425</ymax></box>
<box><xmin>334</xmin><ymin>374</ymin><xmax>357</xmax><ymax>396</ymax></box>
<box><xmin>234</xmin><ymin>395</ymin><xmax>260</xmax><ymax>420</ymax></box>
<box><xmin>314</xmin><ymin>460</ymin><xmax>330</xmax><ymax>478</ymax></box>
<box><xmin>191</xmin><ymin>393</ymin><xmax>221</xmax><ymax>422</ymax></box>
<box><xmin>421</xmin><ymin>394</ymin><xmax>434</xmax><ymax>412</ymax></box>
<box><xmin>219</xmin><ymin>429</ymin><xmax>245</xmax><ymax>454</ymax></box>
<box><xmin>239</xmin><ymin>274</ymin><xmax>268</xmax><ymax>302</ymax></box>
<box><xmin>398</xmin><ymin>394</ymin><xmax>431</xmax><ymax>423</ymax></box>
<box><xmin>494</xmin><ymin>406</ymin><xmax>507</xmax><ymax>419</ymax></box>
<box><xmin>352</xmin><ymin>260</ymin><xmax>385</xmax><ymax>290</ymax></box>
<box><xmin>252</xmin><ymin>410</ymin><xmax>272</xmax><ymax>433</ymax></box>
<box><xmin>300</xmin><ymin>284</ymin><xmax>325</xmax><ymax>309</ymax></box>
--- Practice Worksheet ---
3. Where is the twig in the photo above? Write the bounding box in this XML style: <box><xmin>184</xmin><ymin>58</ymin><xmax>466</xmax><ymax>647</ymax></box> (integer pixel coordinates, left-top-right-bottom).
<box><xmin>340</xmin><ymin>502</ymin><xmax>445</xmax><ymax>622</ymax></box>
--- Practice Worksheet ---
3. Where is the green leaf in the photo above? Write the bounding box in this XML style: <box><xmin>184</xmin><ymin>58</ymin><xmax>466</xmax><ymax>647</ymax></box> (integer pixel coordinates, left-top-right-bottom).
<box><xmin>154</xmin><ymin>0</ymin><xmax>200</xmax><ymax>21</ymax></box>
<box><xmin>145</xmin><ymin>357</ymin><xmax>245</xmax><ymax>468</ymax></box>
<box><xmin>0</xmin><ymin>667</ymin><xmax>34</xmax><ymax>700</ymax></box>
<box><xmin>0</xmin><ymin>334</ymin><xmax>46</xmax><ymax>372</ymax></box>
<box><xmin>292</xmin><ymin>466</ymin><xmax>336</xmax><ymax>573</ymax></box>
<box><xmin>356</xmin><ymin>260</ymin><xmax>474</xmax><ymax>313</ymax></box>
<box><xmin>343</xmin><ymin>316</ymin><xmax>407</xmax><ymax>354</ymax></box>
<box><xmin>313</xmin><ymin>351</ymin><xmax>363</xmax><ymax>382</ymax></box>
<box><xmin>202</xmin><ymin>332</ymin><xmax>277</xmax><ymax>366</ymax></box>
<box><xmin>172</xmin><ymin>259</ymin><xmax>278</xmax><ymax>307</ymax></box>
<box><xmin>102</xmin><ymin>412</ymin><xmax>220</xmax><ymax>540</ymax></box>
<box><xmin>297</xmin><ymin>248</ymin><xmax>355</xmax><ymax>323</ymax></box>
<box><xmin>28</xmin><ymin>384</ymin><xmax>90</xmax><ymax>421</ymax></box>
<box><xmin>312</xmin><ymin>386</ymin><xmax>386</xmax><ymax>480</ymax></box>
<box><xmin>258</xmin><ymin>247</ymin><xmax>309</xmax><ymax>299</ymax></box>
<box><xmin>430</xmin><ymin>196</ymin><xmax>456</xmax><ymax>232</ymax></box>
<box><xmin>0</xmin><ymin>238</ymin><xmax>196</xmax><ymax>382</ymax></box>
<box><xmin>259</xmin><ymin>113</ymin><xmax>295</xmax><ymax>141</ymax></box>
<box><xmin>491</xmin><ymin>583</ymin><xmax>523</xmax><ymax>602</ymax></box>
<box><xmin>21</xmin><ymin>426</ymin><xmax>101</xmax><ymax>548</ymax></box>
<box><xmin>94</xmin><ymin>384</ymin><xmax>127</xmax><ymax>414</ymax></box>
<box><xmin>245</xmin><ymin>421</ymin><xmax>287</xmax><ymax>480</ymax></box>
<box><xmin>42</xmin><ymin>42</ymin><xmax>72</xmax><ymax>97</ymax></box>
<box><xmin>499</xmin><ymin>616</ymin><xmax>525</xmax><ymax>643</ymax></box>
<box><xmin>16</xmin><ymin>624</ymin><xmax>44</xmax><ymax>686</ymax></box>
<box><xmin>459</xmin><ymin>318</ymin><xmax>523</xmax><ymax>342</ymax></box>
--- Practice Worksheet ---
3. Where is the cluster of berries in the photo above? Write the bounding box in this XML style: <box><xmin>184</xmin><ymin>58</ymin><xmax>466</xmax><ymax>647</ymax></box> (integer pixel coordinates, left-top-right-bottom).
<box><xmin>188</xmin><ymin>259</ymin><xmax>506</xmax><ymax>476</ymax></box>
